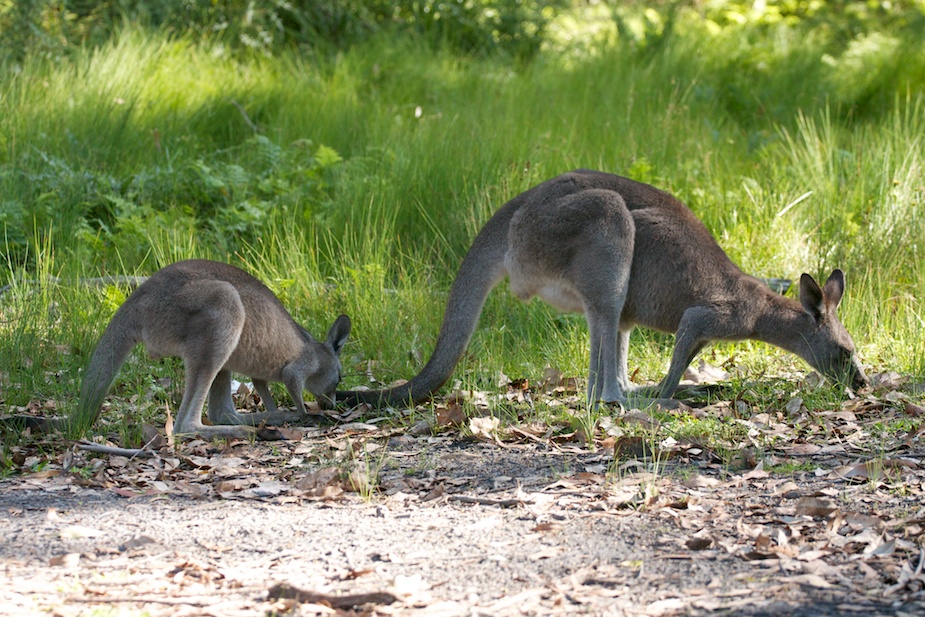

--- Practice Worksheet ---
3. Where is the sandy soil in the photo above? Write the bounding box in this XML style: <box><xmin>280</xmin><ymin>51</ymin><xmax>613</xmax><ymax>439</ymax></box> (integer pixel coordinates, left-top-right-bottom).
<box><xmin>1</xmin><ymin>431</ymin><xmax>924</xmax><ymax>616</ymax></box>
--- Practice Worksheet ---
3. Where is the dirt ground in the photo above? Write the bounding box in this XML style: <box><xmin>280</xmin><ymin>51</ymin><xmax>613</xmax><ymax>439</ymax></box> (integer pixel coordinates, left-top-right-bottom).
<box><xmin>2</xmin><ymin>416</ymin><xmax>925</xmax><ymax>617</ymax></box>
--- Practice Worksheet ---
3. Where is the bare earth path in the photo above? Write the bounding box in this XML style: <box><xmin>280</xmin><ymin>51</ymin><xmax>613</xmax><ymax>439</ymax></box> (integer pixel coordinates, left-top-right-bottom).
<box><xmin>2</xmin><ymin>419</ymin><xmax>925</xmax><ymax>617</ymax></box>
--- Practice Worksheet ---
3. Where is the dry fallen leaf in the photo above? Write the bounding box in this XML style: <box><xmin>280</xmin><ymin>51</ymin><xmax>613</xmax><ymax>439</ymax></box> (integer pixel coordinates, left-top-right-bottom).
<box><xmin>49</xmin><ymin>553</ymin><xmax>81</xmax><ymax>568</ymax></box>
<box><xmin>784</xmin><ymin>443</ymin><xmax>821</xmax><ymax>455</ymax></box>
<box><xmin>469</xmin><ymin>416</ymin><xmax>500</xmax><ymax>439</ymax></box>
<box><xmin>795</xmin><ymin>496</ymin><xmax>838</xmax><ymax>518</ymax></box>
<box><xmin>686</xmin><ymin>536</ymin><xmax>713</xmax><ymax>550</ymax></box>
<box><xmin>60</xmin><ymin>525</ymin><xmax>105</xmax><ymax>539</ymax></box>
<box><xmin>435</xmin><ymin>404</ymin><xmax>466</xmax><ymax>428</ymax></box>
<box><xmin>683</xmin><ymin>360</ymin><xmax>729</xmax><ymax>384</ymax></box>
<box><xmin>785</xmin><ymin>397</ymin><xmax>806</xmax><ymax>415</ymax></box>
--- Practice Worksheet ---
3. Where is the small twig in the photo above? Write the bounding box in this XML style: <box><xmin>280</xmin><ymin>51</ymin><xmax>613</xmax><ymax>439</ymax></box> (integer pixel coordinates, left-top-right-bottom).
<box><xmin>267</xmin><ymin>583</ymin><xmax>398</xmax><ymax>608</ymax></box>
<box><xmin>447</xmin><ymin>494</ymin><xmax>531</xmax><ymax>508</ymax></box>
<box><xmin>76</xmin><ymin>441</ymin><xmax>158</xmax><ymax>459</ymax></box>
<box><xmin>508</xmin><ymin>425</ymin><xmax>560</xmax><ymax>448</ymax></box>
<box><xmin>66</xmin><ymin>596</ymin><xmax>215</xmax><ymax>607</ymax></box>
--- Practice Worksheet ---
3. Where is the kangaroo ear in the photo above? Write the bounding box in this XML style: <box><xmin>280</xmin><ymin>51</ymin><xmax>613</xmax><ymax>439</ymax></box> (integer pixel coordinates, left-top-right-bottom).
<box><xmin>326</xmin><ymin>314</ymin><xmax>351</xmax><ymax>356</ymax></box>
<box><xmin>822</xmin><ymin>269</ymin><xmax>845</xmax><ymax>310</ymax></box>
<box><xmin>800</xmin><ymin>273</ymin><xmax>825</xmax><ymax>323</ymax></box>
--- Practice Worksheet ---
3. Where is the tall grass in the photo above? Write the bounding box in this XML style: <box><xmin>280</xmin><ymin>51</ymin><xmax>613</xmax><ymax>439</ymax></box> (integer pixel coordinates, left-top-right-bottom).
<box><xmin>1</xmin><ymin>12</ymin><xmax>924</xmax><ymax>438</ymax></box>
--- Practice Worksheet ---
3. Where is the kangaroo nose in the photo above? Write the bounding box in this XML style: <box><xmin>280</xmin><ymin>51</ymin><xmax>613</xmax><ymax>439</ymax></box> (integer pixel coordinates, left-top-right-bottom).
<box><xmin>852</xmin><ymin>364</ymin><xmax>870</xmax><ymax>390</ymax></box>
<box><xmin>851</xmin><ymin>367</ymin><xmax>870</xmax><ymax>390</ymax></box>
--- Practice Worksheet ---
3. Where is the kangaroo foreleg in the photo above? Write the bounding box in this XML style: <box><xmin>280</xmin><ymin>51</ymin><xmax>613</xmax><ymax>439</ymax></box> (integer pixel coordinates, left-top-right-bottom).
<box><xmin>206</xmin><ymin>370</ymin><xmax>239</xmax><ymax>424</ymax></box>
<box><xmin>252</xmin><ymin>380</ymin><xmax>279</xmax><ymax>415</ymax></box>
<box><xmin>204</xmin><ymin>372</ymin><xmax>303</xmax><ymax>428</ymax></box>
<box><xmin>657</xmin><ymin>307</ymin><xmax>713</xmax><ymax>399</ymax></box>
<box><xmin>281</xmin><ymin>369</ymin><xmax>308</xmax><ymax>414</ymax></box>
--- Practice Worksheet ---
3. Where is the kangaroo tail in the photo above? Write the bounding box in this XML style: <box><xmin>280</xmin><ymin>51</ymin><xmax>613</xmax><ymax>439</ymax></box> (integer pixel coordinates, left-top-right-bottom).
<box><xmin>68</xmin><ymin>305</ymin><xmax>141</xmax><ymax>437</ymax></box>
<box><xmin>338</xmin><ymin>201</ymin><xmax>519</xmax><ymax>409</ymax></box>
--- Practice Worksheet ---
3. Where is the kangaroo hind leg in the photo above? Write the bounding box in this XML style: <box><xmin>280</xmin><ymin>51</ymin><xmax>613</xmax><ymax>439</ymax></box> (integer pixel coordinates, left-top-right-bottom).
<box><xmin>507</xmin><ymin>188</ymin><xmax>635</xmax><ymax>408</ymax></box>
<box><xmin>565</xmin><ymin>190</ymin><xmax>635</xmax><ymax>407</ymax></box>
<box><xmin>172</xmin><ymin>282</ymin><xmax>252</xmax><ymax>439</ymax></box>
<box><xmin>585</xmin><ymin>302</ymin><xmax>625</xmax><ymax>405</ymax></box>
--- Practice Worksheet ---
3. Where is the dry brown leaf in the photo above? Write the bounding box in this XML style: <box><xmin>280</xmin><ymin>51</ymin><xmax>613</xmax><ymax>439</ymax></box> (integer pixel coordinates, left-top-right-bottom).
<box><xmin>293</xmin><ymin>466</ymin><xmax>340</xmax><ymax>491</ymax></box>
<box><xmin>267</xmin><ymin>583</ymin><xmax>399</xmax><ymax>609</ymax></box>
<box><xmin>60</xmin><ymin>525</ymin><xmax>104</xmax><ymax>539</ymax></box>
<box><xmin>49</xmin><ymin>553</ymin><xmax>81</xmax><ymax>568</ymax></box>
<box><xmin>346</xmin><ymin>469</ymin><xmax>374</xmax><ymax>494</ymax></box>
<box><xmin>773</xmin><ymin>481</ymin><xmax>800</xmax><ymax>497</ymax></box>
<box><xmin>469</xmin><ymin>416</ymin><xmax>500</xmax><ymax>439</ymax></box>
<box><xmin>784</xmin><ymin>443</ymin><xmax>821</xmax><ymax>456</ymax></box>
<box><xmin>795</xmin><ymin>496</ymin><xmax>837</xmax><ymax>518</ymax></box>
<box><xmin>164</xmin><ymin>402</ymin><xmax>174</xmax><ymax>447</ymax></box>
<box><xmin>833</xmin><ymin>461</ymin><xmax>889</xmax><ymax>482</ymax></box>
<box><xmin>785</xmin><ymin>397</ymin><xmax>806</xmax><ymax>415</ymax></box>
<box><xmin>869</xmin><ymin>371</ymin><xmax>905</xmax><ymax>390</ymax></box>
<box><xmin>741</xmin><ymin>466</ymin><xmax>770</xmax><ymax>481</ymax></box>
<box><xmin>683</xmin><ymin>361</ymin><xmax>729</xmax><ymax>384</ymax></box>
<box><xmin>541</xmin><ymin>366</ymin><xmax>580</xmax><ymax>394</ymax></box>
<box><xmin>844</xmin><ymin>512</ymin><xmax>885</xmax><ymax>531</ymax></box>
<box><xmin>681</xmin><ymin>475</ymin><xmax>722</xmax><ymax>489</ymax></box>
<box><xmin>613</xmin><ymin>435</ymin><xmax>655</xmax><ymax>459</ymax></box>
<box><xmin>686</xmin><ymin>536</ymin><xmax>713</xmax><ymax>550</ymax></box>
<box><xmin>271</xmin><ymin>427</ymin><xmax>305</xmax><ymax>440</ymax></box>
<box><xmin>435</xmin><ymin>404</ymin><xmax>466</xmax><ymax>427</ymax></box>
<box><xmin>645</xmin><ymin>598</ymin><xmax>687</xmax><ymax>615</ymax></box>
<box><xmin>782</xmin><ymin>573</ymin><xmax>833</xmax><ymax>588</ymax></box>
<box><xmin>622</xmin><ymin>409</ymin><xmax>661</xmax><ymax>430</ymax></box>
<box><xmin>863</xmin><ymin>537</ymin><xmax>896</xmax><ymax>559</ymax></box>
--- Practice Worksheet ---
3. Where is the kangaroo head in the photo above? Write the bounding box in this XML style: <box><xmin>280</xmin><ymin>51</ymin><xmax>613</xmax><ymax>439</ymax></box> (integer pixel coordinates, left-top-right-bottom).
<box><xmin>799</xmin><ymin>270</ymin><xmax>868</xmax><ymax>391</ymax></box>
<box><xmin>304</xmin><ymin>314</ymin><xmax>352</xmax><ymax>409</ymax></box>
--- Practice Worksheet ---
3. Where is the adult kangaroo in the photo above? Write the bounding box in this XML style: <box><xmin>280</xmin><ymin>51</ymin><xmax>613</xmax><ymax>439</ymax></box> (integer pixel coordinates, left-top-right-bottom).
<box><xmin>338</xmin><ymin>170</ymin><xmax>867</xmax><ymax>408</ymax></box>
<box><xmin>11</xmin><ymin>260</ymin><xmax>351</xmax><ymax>439</ymax></box>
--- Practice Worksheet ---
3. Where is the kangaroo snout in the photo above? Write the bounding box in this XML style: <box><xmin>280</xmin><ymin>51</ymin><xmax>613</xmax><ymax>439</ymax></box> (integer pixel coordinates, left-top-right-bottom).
<box><xmin>849</xmin><ymin>361</ymin><xmax>870</xmax><ymax>391</ymax></box>
<box><xmin>821</xmin><ymin>354</ymin><xmax>868</xmax><ymax>392</ymax></box>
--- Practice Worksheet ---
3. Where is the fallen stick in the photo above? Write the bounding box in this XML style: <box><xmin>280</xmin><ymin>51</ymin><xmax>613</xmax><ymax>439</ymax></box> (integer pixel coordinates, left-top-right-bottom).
<box><xmin>267</xmin><ymin>583</ymin><xmax>398</xmax><ymax>608</ymax></box>
<box><xmin>76</xmin><ymin>441</ymin><xmax>158</xmax><ymax>459</ymax></box>
<box><xmin>66</xmin><ymin>595</ymin><xmax>214</xmax><ymax>606</ymax></box>
<box><xmin>447</xmin><ymin>494</ymin><xmax>531</xmax><ymax>508</ymax></box>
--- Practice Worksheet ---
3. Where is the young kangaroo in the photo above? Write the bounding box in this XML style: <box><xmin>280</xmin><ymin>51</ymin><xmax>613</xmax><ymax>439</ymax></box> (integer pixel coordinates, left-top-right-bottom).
<box><xmin>24</xmin><ymin>260</ymin><xmax>351</xmax><ymax>439</ymax></box>
<box><xmin>338</xmin><ymin>170</ymin><xmax>867</xmax><ymax>408</ymax></box>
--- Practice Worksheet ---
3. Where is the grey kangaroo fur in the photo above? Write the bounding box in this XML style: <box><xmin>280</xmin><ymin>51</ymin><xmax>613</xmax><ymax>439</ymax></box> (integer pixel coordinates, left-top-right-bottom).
<box><xmin>20</xmin><ymin>260</ymin><xmax>351</xmax><ymax>439</ymax></box>
<box><xmin>338</xmin><ymin>170</ymin><xmax>868</xmax><ymax>408</ymax></box>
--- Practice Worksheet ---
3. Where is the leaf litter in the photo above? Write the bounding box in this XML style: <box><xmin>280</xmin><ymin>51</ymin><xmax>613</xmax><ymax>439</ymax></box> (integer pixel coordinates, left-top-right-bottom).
<box><xmin>0</xmin><ymin>368</ymin><xmax>924</xmax><ymax>615</ymax></box>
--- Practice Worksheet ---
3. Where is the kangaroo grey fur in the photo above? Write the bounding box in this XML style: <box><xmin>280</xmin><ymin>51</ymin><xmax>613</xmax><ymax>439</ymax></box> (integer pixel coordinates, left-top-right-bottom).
<box><xmin>18</xmin><ymin>260</ymin><xmax>351</xmax><ymax>439</ymax></box>
<box><xmin>338</xmin><ymin>170</ymin><xmax>868</xmax><ymax>408</ymax></box>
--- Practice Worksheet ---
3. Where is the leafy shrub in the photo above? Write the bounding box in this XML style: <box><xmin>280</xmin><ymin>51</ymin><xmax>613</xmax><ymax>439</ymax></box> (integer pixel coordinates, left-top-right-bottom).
<box><xmin>0</xmin><ymin>0</ymin><xmax>564</xmax><ymax>63</ymax></box>
<box><xmin>0</xmin><ymin>134</ymin><xmax>343</xmax><ymax>267</ymax></box>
